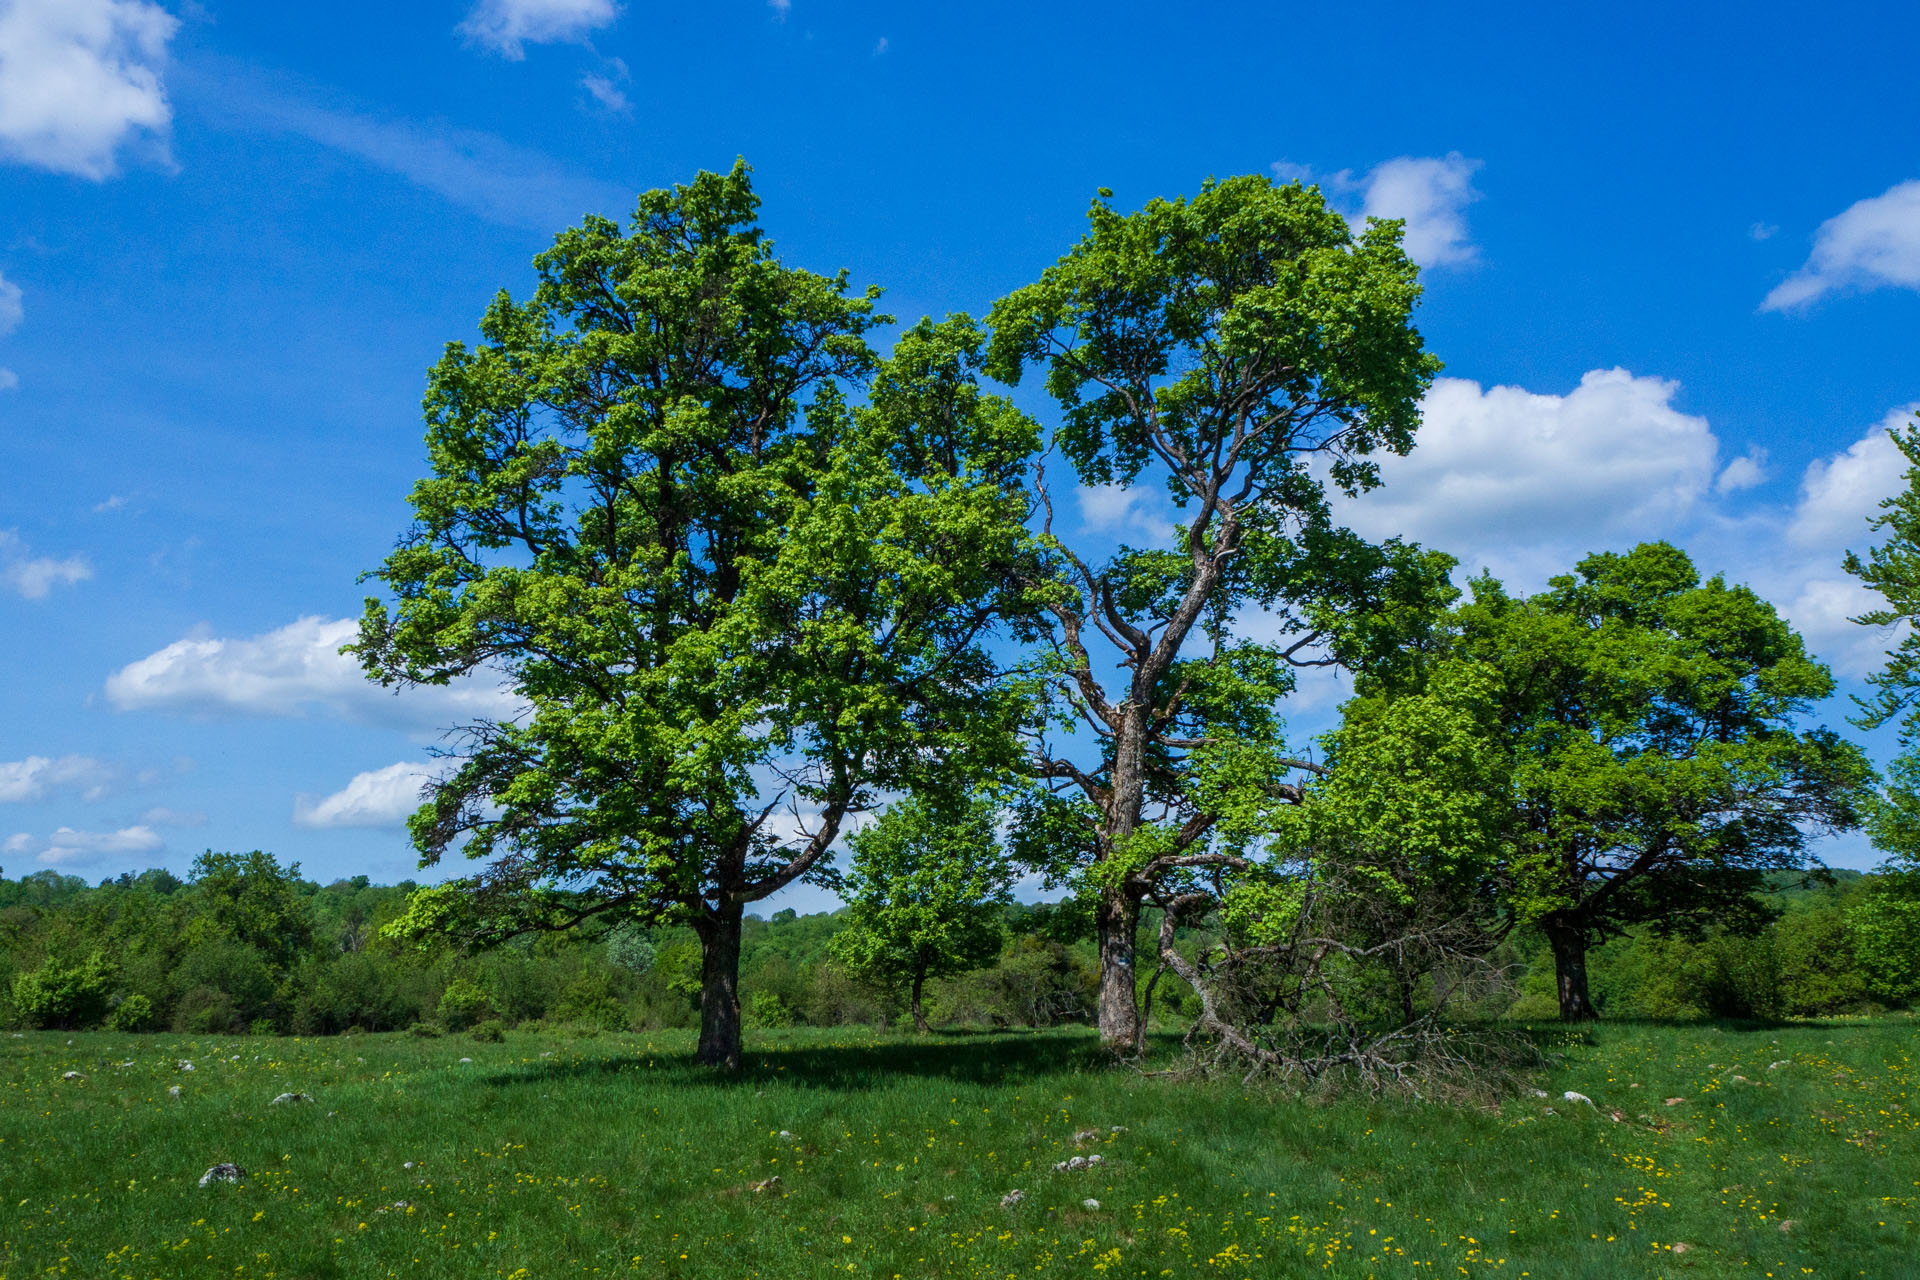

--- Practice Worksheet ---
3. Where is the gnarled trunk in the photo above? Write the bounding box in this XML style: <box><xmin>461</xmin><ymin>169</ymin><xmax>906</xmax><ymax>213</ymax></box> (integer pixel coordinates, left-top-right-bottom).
<box><xmin>694</xmin><ymin>901</ymin><xmax>745</xmax><ymax>1068</ymax></box>
<box><xmin>910</xmin><ymin>967</ymin><xmax>930</xmax><ymax>1034</ymax></box>
<box><xmin>1097</xmin><ymin>888</ymin><xmax>1142</xmax><ymax>1052</ymax></box>
<box><xmin>1544</xmin><ymin>916</ymin><xmax>1597</xmax><ymax>1021</ymax></box>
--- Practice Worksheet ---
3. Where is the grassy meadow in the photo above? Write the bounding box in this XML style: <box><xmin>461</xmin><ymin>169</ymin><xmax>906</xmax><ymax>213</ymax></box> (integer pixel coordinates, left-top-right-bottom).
<box><xmin>1</xmin><ymin>1019</ymin><xmax>1914</xmax><ymax>1280</ymax></box>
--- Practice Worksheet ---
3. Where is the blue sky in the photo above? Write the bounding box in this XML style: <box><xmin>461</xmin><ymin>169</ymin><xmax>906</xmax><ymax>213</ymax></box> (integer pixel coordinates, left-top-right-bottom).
<box><xmin>1</xmin><ymin>0</ymin><xmax>1917</xmax><ymax>894</ymax></box>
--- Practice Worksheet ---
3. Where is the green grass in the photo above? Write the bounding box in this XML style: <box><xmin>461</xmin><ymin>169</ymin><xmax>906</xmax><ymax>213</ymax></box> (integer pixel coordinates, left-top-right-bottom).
<box><xmin>1</xmin><ymin>1018</ymin><xmax>1914</xmax><ymax>1279</ymax></box>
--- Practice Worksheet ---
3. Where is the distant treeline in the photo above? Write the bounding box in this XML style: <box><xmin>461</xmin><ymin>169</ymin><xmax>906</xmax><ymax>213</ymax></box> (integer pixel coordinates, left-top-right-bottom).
<box><xmin>0</xmin><ymin>854</ymin><xmax>1910</xmax><ymax>1036</ymax></box>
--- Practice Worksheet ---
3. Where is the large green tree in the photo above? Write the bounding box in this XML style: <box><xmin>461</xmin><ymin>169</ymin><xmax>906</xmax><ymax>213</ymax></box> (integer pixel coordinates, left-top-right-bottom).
<box><xmin>1436</xmin><ymin>543</ymin><xmax>1870</xmax><ymax>1019</ymax></box>
<box><xmin>981</xmin><ymin>174</ymin><xmax>1441</xmax><ymax>1051</ymax></box>
<box><xmin>827</xmin><ymin>797</ymin><xmax>1011</xmax><ymax>1032</ymax></box>
<box><xmin>357</xmin><ymin>165</ymin><xmax>1031</xmax><ymax>1068</ymax></box>
<box><xmin>1841</xmin><ymin>409</ymin><xmax>1920</xmax><ymax>999</ymax></box>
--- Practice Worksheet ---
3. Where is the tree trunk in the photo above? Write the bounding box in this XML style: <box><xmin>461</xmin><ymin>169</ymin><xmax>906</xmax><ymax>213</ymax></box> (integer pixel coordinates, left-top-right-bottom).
<box><xmin>1097</xmin><ymin>889</ymin><xmax>1142</xmax><ymax>1053</ymax></box>
<box><xmin>1544</xmin><ymin>916</ymin><xmax>1597</xmax><ymax>1021</ymax></box>
<box><xmin>910</xmin><ymin>966</ymin><xmax>929</xmax><ymax>1034</ymax></box>
<box><xmin>695</xmin><ymin>901</ymin><xmax>745</xmax><ymax>1069</ymax></box>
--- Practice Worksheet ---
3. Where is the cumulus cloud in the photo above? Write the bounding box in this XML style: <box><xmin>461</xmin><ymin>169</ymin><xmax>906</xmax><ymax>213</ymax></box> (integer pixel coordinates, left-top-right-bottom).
<box><xmin>0</xmin><ymin>369</ymin><xmax>15</xmax><ymax>391</ymax></box>
<box><xmin>1785</xmin><ymin>407</ymin><xmax>1915</xmax><ymax>551</ymax></box>
<box><xmin>104</xmin><ymin>615</ymin><xmax>520</xmax><ymax>730</ymax></box>
<box><xmin>0</xmin><ymin>755</ymin><xmax>112</xmax><ymax>803</ymax></box>
<box><xmin>459</xmin><ymin>0</ymin><xmax>618</xmax><ymax>59</ymax></box>
<box><xmin>4</xmin><ymin>823</ymin><xmax>161</xmax><ymax>867</ymax></box>
<box><xmin>0</xmin><ymin>530</ymin><xmax>92</xmax><ymax>598</ymax></box>
<box><xmin>769</xmin><ymin>0</ymin><xmax>791</xmax><ymax>18</ymax></box>
<box><xmin>1762</xmin><ymin>179</ymin><xmax>1920</xmax><ymax>311</ymax></box>
<box><xmin>0</xmin><ymin>0</ymin><xmax>178</xmax><ymax>179</ymax></box>
<box><xmin>1274</xmin><ymin>152</ymin><xmax>1483</xmax><ymax>268</ymax></box>
<box><xmin>293</xmin><ymin>762</ymin><xmax>434</xmax><ymax>830</ymax></box>
<box><xmin>1077</xmin><ymin>483</ymin><xmax>1178</xmax><ymax>545</ymax></box>
<box><xmin>1340</xmin><ymin>369</ymin><xmax>1718</xmax><ymax>578</ymax></box>
<box><xmin>1715</xmin><ymin>450</ymin><xmax>1768</xmax><ymax>495</ymax></box>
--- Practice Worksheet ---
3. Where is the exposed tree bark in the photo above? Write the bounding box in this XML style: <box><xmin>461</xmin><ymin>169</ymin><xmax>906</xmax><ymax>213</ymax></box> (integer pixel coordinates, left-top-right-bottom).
<box><xmin>910</xmin><ymin>966</ymin><xmax>930</xmax><ymax>1034</ymax></box>
<box><xmin>694</xmin><ymin>901</ymin><xmax>745</xmax><ymax>1067</ymax></box>
<box><xmin>1544</xmin><ymin>915</ymin><xmax>1597</xmax><ymax>1021</ymax></box>
<box><xmin>1097</xmin><ymin>888</ymin><xmax>1143</xmax><ymax>1052</ymax></box>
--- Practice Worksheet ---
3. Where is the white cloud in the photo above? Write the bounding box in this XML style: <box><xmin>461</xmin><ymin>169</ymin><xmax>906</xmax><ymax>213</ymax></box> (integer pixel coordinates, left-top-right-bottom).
<box><xmin>0</xmin><ymin>755</ymin><xmax>112</xmax><ymax>803</ymax></box>
<box><xmin>1341</xmin><ymin>369</ymin><xmax>1718</xmax><ymax>579</ymax></box>
<box><xmin>0</xmin><ymin>530</ymin><xmax>92</xmax><ymax>598</ymax></box>
<box><xmin>0</xmin><ymin>368</ymin><xmax>16</xmax><ymax>391</ymax></box>
<box><xmin>0</xmin><ymin>270</ymin><xmax>21</xmax><ymax>335</ymax></box>
<box><xmin>1275</xmin><ymin>152</ymin><xmax>1483</xmax><ymax>268</ymax></box>
<box><xmin>1749</xmin><ymin>222</ymin><xmax>1778</xmax><ymax>242</ymax></box>
<box><xmin>580</xmin><ymin>73</ymin><xmax>628</xmax><ymax>113</ymax></box>
<box><xmin>1715</xmin><ymin>449</ymin><xmax>1769</xmax><ymax>495</ymax></box>
<box><xmin>294</xmin><ymin>762</ymin><xmax>434</xmax><ymax>830</ymax></box>
<box><xmin>1785</xmin><ymin>408</ymin><xmax>1915</xmax><ymax>551</ymax></box>
<box><xmin>104</xmin><ymin>615</ymin><xmax>520</xmax><ymax>730</ymax></box>
<box><xmin>872</xmin><ymin>36</ymin><xmax>889</xmax><ymax>56</ymax></box>
<box><xmin>769</xmin><ymin>0</ymin><xmax>791</xmax><ymax>18</ymax></box>
<box><xmin>1762</xmin><ymin>179</ymin><xmax>1920</xmax><ymax>311</ymax></box>
<box><xmin>1076</xmin><ymin>483</ymin><xmax>1178</xmax><ymax>545</ymax></box>
<box><xmin>459</xmin><ymin>0</ymin><xmax>618</xmax><ymax>59</ymax></box>
<box><xmin>0</xmin><ymin>0</ymin><xmax>177</xmax><ymax>179</ymax></box>
<box><xmin>6</xmin><ymin>823</ymin><xmax>162</xmax><ymax>867</ymax></box>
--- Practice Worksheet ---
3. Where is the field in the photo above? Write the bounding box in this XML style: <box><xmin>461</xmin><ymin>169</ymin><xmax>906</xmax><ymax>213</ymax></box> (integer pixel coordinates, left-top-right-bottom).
<box><xmin>1</xmin><ymin>1019</ymin><xmax>1914</xmax><ymax>1280</ymax></box>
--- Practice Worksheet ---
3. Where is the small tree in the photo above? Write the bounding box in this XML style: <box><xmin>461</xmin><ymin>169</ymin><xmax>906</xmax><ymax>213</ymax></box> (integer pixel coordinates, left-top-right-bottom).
<box><xmin>829</xmin><ymin>798</ymin><xmax>1011</xmax><ymax>1032</ymax></box>
<box><xmin>1447</xmin><ymin>543</ymin><xmax>1870</xmax><ymax>1019</ymax></box>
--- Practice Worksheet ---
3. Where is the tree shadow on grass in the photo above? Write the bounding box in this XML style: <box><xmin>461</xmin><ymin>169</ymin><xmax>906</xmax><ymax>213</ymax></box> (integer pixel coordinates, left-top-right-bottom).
<box><xmin>481</xmin><ymin>1027</ymin><xmax>1190</xmax><ymax>1092</ymax></box>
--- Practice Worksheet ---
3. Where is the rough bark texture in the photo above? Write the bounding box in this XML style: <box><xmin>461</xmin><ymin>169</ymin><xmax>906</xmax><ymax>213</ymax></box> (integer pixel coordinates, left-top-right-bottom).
<box><xmin>1097</xmin><ymin>889</ymin><xmax>1143</xmax><ymax>1052</ymax></box>
<box><xmin>1545</xmin><ymin>916</ymin><xmax>1597</xmax><ymax>1021</ymax></box>
<box><xmin>910</xmin><ymin>967</ymin><xmax>930</xmax><ymax>1034</ymax></box>
<box><xmin>695</xmin><ymin>902</ymin><xmax>745</xmax><ymax>1068</ymax></box>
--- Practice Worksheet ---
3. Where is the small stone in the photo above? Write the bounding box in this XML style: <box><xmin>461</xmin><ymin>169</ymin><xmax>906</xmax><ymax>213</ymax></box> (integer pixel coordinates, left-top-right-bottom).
<box><xmin>1108</xmin><ymin>1126</ymin><xmax>1127</xmax><ymax>1134</ymax></box>
<box><xmin>1000</xmin><ymin>1189</ymin><xmax>1024</xmax><ymax>1208</ymax></box>
<box><xmin>391</xmin><ymin>1200</ymin><xmax>411</xmax><ymax>1211</ymax></box>
<box><xmin>778</xmin><ymin>1130</ymin><xmax>797</xmax><ymax>1141</ymax></box>
<box><xmin>1563</xmin><ymin>1091</ymin><xmax>1594</xmax><ymax>1106</ymax></box>
<box><xmin>403</xmin><ymin>1162</ymin><xmax>415</xmax><ymax>1170</ymax></box>
<box><xmin>459</xmin><ymin>1057</ymin><xmax>473</xmax><ymax>1064</ymax></box>
<box><xmin>1073</xmin><ymin>1127</ymin><xmax>1102</xmax><ymax>1143</ymax></box>
<box><xmin>1087</xmin><ymin>1153</ymin><xmax>1104</xmax><ymax>1165</ymax></box>
<box><xmin>176</xmin><ymin>1060</ymin><xmax>194</xmax><ymax>1072</ymax></box>
<box><xmin>1664</xmin><ymin>1097</ymin><xmax>1686</xmax><ymax>1106</ymax></box>
<box><xmin>61</xmin><ymin>1071</ymin><xmax>85</xmax><ymax>1081</ymax></box>
<box><xmin>749</xmin><ymin>1176</ymin><xmax>782</xmax><ymax>1193</ymax></box>
<box><xmin>1768</xmin><ymin>1060</ymin><xmax>1789</xmax><ymax>1071</ymax></box>
<box><xmin>1777</xmin><ymin>1219</ymin><xmax>1797</xmax><ymax>1233</ymax></box>
<box><xmin>1082</xmin><ymin>1198</ymin><xmax>1101</xmax><ymax>1210</ymax></box>
<box><xmin>1669</xmin><ymin>1242</ymin><xmax>1692</xmax><ymax>1253</ymax></box>
<box><xmin>270</xmin><ymin>1092</ymin><xmax>313</xmax><ymax>1106</ymax></box>
<box><xmin>1629</xmin><ymin>1082</ymin><xmax>1641</xmax><ymax>1089</ymax></box>
<box><xmin>1608</xmin><ymin>1109</ymin><xmax>1626</xmax><ymax>1123</ymax></box>
<box><xmin>1527</xmin><ymin>1088</ymin><xmax>1550</xmax><ymax>1098</ymax></box>
<box><xmin>198</xmin><ymin>1163</ymin><xmax>245</xmax><ymax>1188</ymax></box>
<box><xmin>167</xmin><ymin>1085</ymin><xmax>182</xmax><ymax>1099</ymax></box>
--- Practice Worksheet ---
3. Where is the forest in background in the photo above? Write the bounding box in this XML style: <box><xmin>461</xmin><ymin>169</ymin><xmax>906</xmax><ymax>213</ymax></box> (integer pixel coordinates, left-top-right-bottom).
<box><xmin>3</xmin><ymin>853</ymin><xmax>1909</xmax><ymax>1039</ymax></box>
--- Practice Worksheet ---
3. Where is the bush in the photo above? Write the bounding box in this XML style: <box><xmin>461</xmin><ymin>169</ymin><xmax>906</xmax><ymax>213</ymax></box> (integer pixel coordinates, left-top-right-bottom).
<box><xmin>107</xmin><ymin>993</ymin><xmax>155</xmax><ymax>1032</ymax></box>
<box><xmin>12</xmin><ymin>951</ymin><xmax>116</xmax><ymax>1029</ymax></box>
<box><xmin>554</xmin><ymin>971</ymin><xmax>626</xmax><ymax>1031</ymax></box>
<box><xmin>437</xmin><ymin>978</ymin><xmax>496</xmax><ymax>1030</ymax></box>
<box><xmin>745</xmin><ymin>990</ymin><xmax>796</xmax><ymax>1028</ymax></box>
<box><xmin>470</xmin><ymin>1018</ymin><xmax>506</xmax><ymax>1042</ymax></box>
<box><xmin>409</xmin><ymin>1020</ymin><xmax>446</xmax><ymax>1038</ymax></box>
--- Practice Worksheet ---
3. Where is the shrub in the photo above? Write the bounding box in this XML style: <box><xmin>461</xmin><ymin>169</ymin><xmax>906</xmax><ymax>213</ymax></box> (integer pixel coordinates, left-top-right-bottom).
<box><xmin>107</xmin><ymin>993</ymin><xmax>155</xmax><ymax>1032</ymax></box>
<box><xmin>555</xmin><ymin>971</ymin><xmax>626</xmax><ymax>1031</ymax></box>
<box><xmin>437</xmin><ymin>978</ymin><xmax>496</xmax><ymax>1030</ymax></box>
<box><xmin>745</xmin><ymin>990</ymin><xmax>796</xmax><ymax>1028</ymax></box>
<box><xmin>12</xmin><ymin>951</ymin><xmax>116</xmax><ymax>1029</ymax></box>
<box><xmin>409</xmin><ymin>1020</ymin><xmax>445</xmax><ymax>1038</ymax></box>
<box><xmin>470</xmin><ymin>1018</ymin><xmax>506</xmax><ymax>1042</ymax></box>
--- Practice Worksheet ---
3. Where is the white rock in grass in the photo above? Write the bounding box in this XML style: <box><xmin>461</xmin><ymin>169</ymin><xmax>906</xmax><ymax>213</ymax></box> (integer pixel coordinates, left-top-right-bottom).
<box><xmin>176</xmin><ymin>1060</ymin><xmax>194</xmax><ymax>1072</ymax></box>
<box><xmin>458</xmin><ymin>1057</ymin><xmax>473</xmax><ymax>1064</ymax></box>
<box><xmin>167</xmin><ymin>1086</ymin><xmax>182</xmax><ymax>1099</ymax></box>
<box><xmin>270</xmin><ymin>1092</ymin><xmax>313</xmax><ymax>1105</ymax></box>
<box><xmin>198</xmin><ymin>1163</ymin><xmax>244</xmax><ymax>1187</ymax></box>
<box><xmin>1082</xmin><ymin>1198</ymin><xmax>1101</xmax><ymax>1210</ymax></box>
<box><xmin>61</xmin><ymin>1071</ymin><xmax>85</xmax><ymax>1080</ymax></box>
<box><xmin>1563</xmin><ymin>1091</ymin><xmax>1595</xmax><ymax>1107</ymax></box>
<box><xmin>1000</xmin><ymin>1189</ymin><xmax>1024</xmax><ymax>1208</ymax></box>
